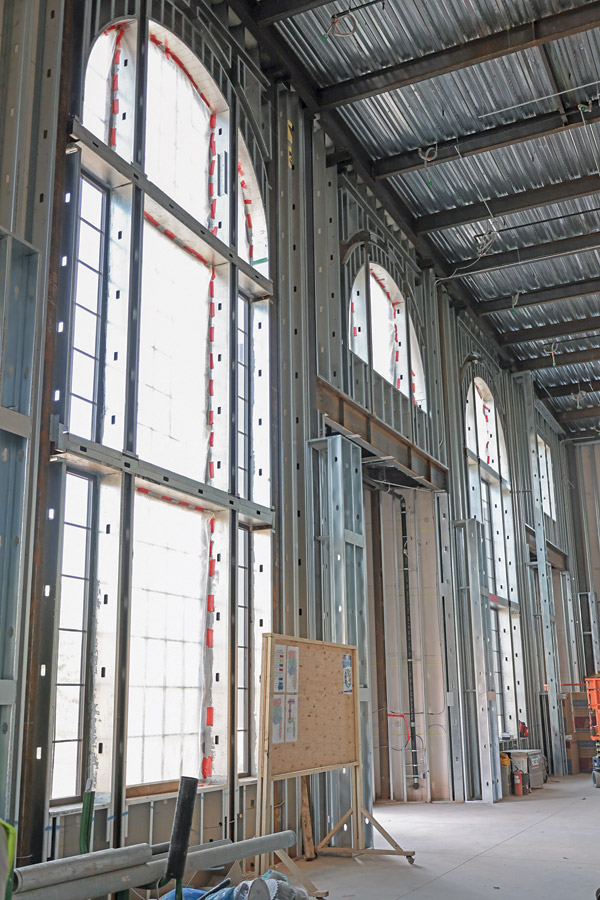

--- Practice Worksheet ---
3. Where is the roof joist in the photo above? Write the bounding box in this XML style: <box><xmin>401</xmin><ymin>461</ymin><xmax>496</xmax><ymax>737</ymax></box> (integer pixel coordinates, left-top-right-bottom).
<box><xmin>542</xmin><ymin>379</ymin><xmax>600</xmax><ymax>398</ymax></box>
<box><xmin>455</xmin><ymin>231</ymin><xmax>600</xmax><ymax>277</ymax></box>
<box><xmin>478</xmin><ymin>278</ymin><xmax>600</xmax><ymax>315</ymax></box>
<box><xmin>516</xmin><ymin>347</ymin><xmax>600</xmax><ymax>371</ymax></box>
<box><xmin>499</xmin><ymin>315</ymin><xmax>600</xmax><ymax>345</ymax></box>
<box><xmin>318</xmin><ymin>1</ymin><xmax>600</xmax><ymax>108</ymax></box>
<box><xmin>415</xmin><ymin>175</ymin><xmax>600</xmax><ymax>234</ymax></box>
<box><xmin>557</xmin><ymin>405</ymin><xmax>600</xmax><ymax>421</ymax></box>
<box><xmin>254</xmin><ymin>0</ymin><xmax>332</xmax><ymax>26</ymax></box>
<box><xmin>373</xmin><ymin>107</ymin><xmax>600</xmax><ymax>180</ymax></box>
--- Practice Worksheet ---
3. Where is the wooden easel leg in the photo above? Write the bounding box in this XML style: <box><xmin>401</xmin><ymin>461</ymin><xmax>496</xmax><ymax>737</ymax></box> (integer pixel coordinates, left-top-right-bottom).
<box><xmin>314</xmin><ymin>807</ymin><xmax>353</xmax><ymax>852</ymax></box>
<box><xmin>301</xmin><ymin>776</ymin><xmax>316</xmax><ymax>861</ymax></box>
<box><xmin>361</xmin><ymin>807</ymin><xmax>415</xmax><ymax>863</ymax></box>
<box><xmin>275</xmin><ymin>848</ymin><xmax>329</xmax><ymax>899</ymax></box>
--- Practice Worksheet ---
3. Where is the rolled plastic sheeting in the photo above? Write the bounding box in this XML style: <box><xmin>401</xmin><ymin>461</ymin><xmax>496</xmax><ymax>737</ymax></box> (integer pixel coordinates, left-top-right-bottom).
<box><xmin>13</xmin><ymin>843</ymin><xmax>153</xmax><ymax>893</ymax></box>
<box><xmin>14</xmin><ymin>832</ymin><xmax>295</xmax><ymax>900</ymax></box>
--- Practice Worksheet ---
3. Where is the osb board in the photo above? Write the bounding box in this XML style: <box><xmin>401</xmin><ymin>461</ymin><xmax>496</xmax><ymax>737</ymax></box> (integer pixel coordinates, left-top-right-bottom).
<box><xmin>262</xmin><ymin>634</ymin><xmax>359</xmax><ymax>779</ymax></box>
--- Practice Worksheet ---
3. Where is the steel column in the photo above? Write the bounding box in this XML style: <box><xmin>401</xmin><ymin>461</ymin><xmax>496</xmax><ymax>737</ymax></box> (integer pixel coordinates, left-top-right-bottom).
<box><xmin>518</xmin><ymin>374</ymin><xmax>566</xmax><ymax>775</ymax></box>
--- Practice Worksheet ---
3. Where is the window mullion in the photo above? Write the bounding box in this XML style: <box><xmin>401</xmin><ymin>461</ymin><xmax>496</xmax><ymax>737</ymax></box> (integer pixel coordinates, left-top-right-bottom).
<box><xmin>79</xmin><ymin>474</ymin><xmax>100</xmax><ymax>800</ymax></box>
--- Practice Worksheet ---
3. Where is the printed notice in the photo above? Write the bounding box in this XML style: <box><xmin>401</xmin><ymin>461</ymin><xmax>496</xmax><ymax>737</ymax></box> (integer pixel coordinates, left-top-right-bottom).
<box><xmin>274</xmin><ymin>644</ymin><xmax>286</xmax><ymax>694</ymax></box>
<box><xmin>285</xmin><ymin>694</ymin><xmax>298</xmax><ymax>743</ymax></box>
<box><xmin>286</xmin><ymin>646</ymin><xmax>299</xmax><ymax>694</ymax></box>
<box><xmin>272</xmin><ymin>695</ymin><xmax>285</xmax><ymax>744</ymax></box>
<box><xmin>343</xmin><ymin>653</ymin><xmax>353</xmax><ymax>694</ymax></box>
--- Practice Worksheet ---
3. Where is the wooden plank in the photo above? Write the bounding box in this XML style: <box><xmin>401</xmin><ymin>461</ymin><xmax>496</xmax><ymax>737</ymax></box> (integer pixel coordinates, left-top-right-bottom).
<box><xmin>315</xmin><ymin>808</ymin><xmax>354</xmax><ymax>851</ymax></box>
<box><xmin>301</xmin><ymin>777</ymin><xmax>316</xmax><ymax>861</ymax></box>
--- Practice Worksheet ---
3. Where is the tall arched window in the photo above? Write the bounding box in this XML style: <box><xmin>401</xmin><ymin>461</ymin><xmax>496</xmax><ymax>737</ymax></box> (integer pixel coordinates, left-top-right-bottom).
<box><xmin>349</xmin><ymin>263</ymin><xmax>427</xmax><ymax>410</ymax></box>
<box><xmin>48</xmin><ymin>20</ymin><xmax>272</xmax><ymax>804</ymax></box>
<box><xmin>465</xmin><ymin>376</ymin><xmax>526</xmax><ymax>739</ymax></box>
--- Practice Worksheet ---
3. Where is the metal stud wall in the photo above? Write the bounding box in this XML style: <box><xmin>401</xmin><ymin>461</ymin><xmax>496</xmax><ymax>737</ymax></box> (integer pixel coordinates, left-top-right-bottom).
<box><xmin>0</xmin><ymin>0</ymin><xmax>596</xmax><ymax>876</ymax></box>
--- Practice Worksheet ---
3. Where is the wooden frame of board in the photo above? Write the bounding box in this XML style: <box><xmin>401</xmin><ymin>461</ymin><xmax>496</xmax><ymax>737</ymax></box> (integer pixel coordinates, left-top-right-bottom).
<box><xmin>256</xmin><ymin>635</ymin><xmax>415</xmax><ymax>896</ymax></box>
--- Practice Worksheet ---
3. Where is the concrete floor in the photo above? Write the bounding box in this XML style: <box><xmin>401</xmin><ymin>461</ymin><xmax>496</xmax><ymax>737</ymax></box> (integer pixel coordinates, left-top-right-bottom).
<box><xmin>296</xmin><ymin>775</ymin><xmax>600</xmax><ymax>899</ymax></box>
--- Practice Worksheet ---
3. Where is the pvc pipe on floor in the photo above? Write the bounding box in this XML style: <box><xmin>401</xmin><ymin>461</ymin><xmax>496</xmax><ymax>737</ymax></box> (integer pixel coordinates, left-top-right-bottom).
<box><xmin>13</xmin><ymin>844</ymin><xmax>152</xmax><ymax>893</ymax></box>
<box><xmin>14</xmin><ymin>831</ymin><xmax>295</xmax><ymax>900</ymax></box>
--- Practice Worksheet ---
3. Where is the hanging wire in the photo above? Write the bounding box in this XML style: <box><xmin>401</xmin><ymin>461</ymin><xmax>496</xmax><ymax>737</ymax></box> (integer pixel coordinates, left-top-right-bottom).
<box><xmin>544</xmin><ymin>339</ymin><xmax>559</xmax><ymax>366</ymax></box>
<box><xmin>321</xmin><ymin>0</ymin><xmax>385</xmax><ymax>40</ymax></box>
<box><xmin>479</xmin><ymin>78</ymin><xmax>600</xmax><ymax>119</ymax></box>
<box><xmin>418</xmin><ymin>144</ymin><xmax>438</xmax><ymax>187</ymax></box>
<box><xmin>322</xmin><ymin>13</ymin><xmax>357</xmax><ymax>39</ymax></box>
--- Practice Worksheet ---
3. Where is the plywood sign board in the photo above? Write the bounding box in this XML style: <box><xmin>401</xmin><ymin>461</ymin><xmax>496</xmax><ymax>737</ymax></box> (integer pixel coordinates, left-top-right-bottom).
<box><xmin>260</xmin><ymin>634</ymin><xmax>359</xmax><ymax>780</ymax></box>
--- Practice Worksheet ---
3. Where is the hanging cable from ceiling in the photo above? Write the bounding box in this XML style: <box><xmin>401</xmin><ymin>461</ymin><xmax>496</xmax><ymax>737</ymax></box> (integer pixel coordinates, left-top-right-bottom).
<box><xmin>418</xmin><ymin>144</ymin><xmax>438</xmax><ymax>187</ymax></box>
<box><xmin>574</xmin><ymin>387</ymin><xmax>588</xmax><ymax>409</ymax></box>
<box><xmin>321</xmin><ymin>0</ymin><xmax>385</xmax><ymax>40</ymax></box>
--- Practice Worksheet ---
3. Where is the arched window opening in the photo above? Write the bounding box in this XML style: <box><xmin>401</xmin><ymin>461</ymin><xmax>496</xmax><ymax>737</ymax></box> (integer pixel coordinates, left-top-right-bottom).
<box><xmin>83</xmin><ymin>21</ymin><xmax>137</xmax><ymax>161</ymax></box>
<box><xmin>537</xmin><ymin>436</ymin><xmax>557</xmax><ymax>519</ymax></box>
<box><xmin>238</xmin><ymin>137</ymin><xmax>269</xmax><ymax>277</ymax></box>
<box><xmin>465</xmin><ymin>375</ymin><xmax>524</xmax><ymax>739</ymax></box>
<box><xmin>349</xmin><ymin>265</ymin><xmax>368</xmax><ymax>362</ymax></box>
<box><xmin>409</xmin><ymin>319</ymin><xmax>427</xmax><ymax>412</ymax></box>
<box><xmin>145</xmin><ymin>25</ymin><xmax>231</xmax><ymax>229</ymax></box>
<box><xmin>348</xmin><ymin>263</ymin><xmax>427</xmax><ymax>410</ymax></box>
<box><xmin>466</xmin><ymin>377</ymin><xmax>501</xmax><ymax>474</ymax></box>
<box><xmin>50</xmin><ymin>22</ymin><xmax>273</xmax><ymax>801</ymax></box>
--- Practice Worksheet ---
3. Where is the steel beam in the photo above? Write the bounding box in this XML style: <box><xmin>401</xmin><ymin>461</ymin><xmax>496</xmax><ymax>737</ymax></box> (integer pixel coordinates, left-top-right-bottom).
<box><xmin>317</xmin><ymin>1</ymin><xmax>600</xmax><ymax>108</ymax></box>
<box><xmin>557</xmin><ymin>405</ymin><xmax>600</xmax><ymax>422</ymax></box>
<box><xmin>373</xmin><ymin>107</ymin><xmax>600</xmax><ymax>179</ymax></box>
<box><xmin>455</xmin><ymin>231</ymin><xmax>600</xmax><ymax>277</ymax></box>
<box><xmin>416</xmin><ymin>175</ymin><xmax>600</xmax><ymax>234</ymax></box>
<box><xmin>543</xmin><ymin>379</ymin><xmax>600</xmax><ymax>399</ymax></box>
<box><xmin>565</xmin><ymin>430</ymin><xmax>600</xmax><ymax>441</ymax></box>
<box><xmin>516</xmin><ymin>347</ymin><xmax>600</xmax><ymax>371</ymax></box>
<box><xmin>478</xmin><ymin>278</ymin><xmax>600</xmax><ymax>315</ymax></box>
<box><xmin>538</xmin><ymin>45</ymin><xmax>567</xmax><ymax>125</ymax></box>
<box><xmin>500</xmin><ymin>316</ymin><xmax>600</xmax><ymax>345</ymax></box>
<box><xmin>254</xmin><ymin>0</ymin><xmax>332</xmax><ymax>25</ymax></box>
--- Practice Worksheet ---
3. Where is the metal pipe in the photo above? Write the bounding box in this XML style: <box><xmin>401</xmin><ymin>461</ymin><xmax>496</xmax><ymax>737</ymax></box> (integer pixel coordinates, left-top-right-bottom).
<box><xmin>14</xmin><ymin>832</ymin><xmax>296</xmax><ymax>900</ymax></box>
<box><xmin>13</xmin><ymin>844</ymin><xmax>152</xmax><ymax>893</ymax></box>
<box><xmin>166</xmin><ymin>776</ymin><xmax>198</xmax><ymax>880</ymax></box>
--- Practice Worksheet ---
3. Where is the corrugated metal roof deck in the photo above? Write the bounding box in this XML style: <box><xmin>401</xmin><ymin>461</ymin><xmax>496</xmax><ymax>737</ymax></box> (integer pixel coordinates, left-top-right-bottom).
<box><xmin>260</xmin><ymin>0</ymin><xmax>600</xmax><ymax>432</ymax></box>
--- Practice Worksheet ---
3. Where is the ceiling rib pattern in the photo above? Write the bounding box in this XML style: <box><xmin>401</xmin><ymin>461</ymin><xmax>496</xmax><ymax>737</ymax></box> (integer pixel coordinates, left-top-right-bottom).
<box><xmin>252</xmin><ymin>0</ymin><xmax>600</xmax><ymax>436</ymax></box>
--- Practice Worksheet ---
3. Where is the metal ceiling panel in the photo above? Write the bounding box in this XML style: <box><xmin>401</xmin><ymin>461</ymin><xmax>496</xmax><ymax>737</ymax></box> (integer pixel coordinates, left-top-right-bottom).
<box><xmin>336</xmin><ymin>51</ymin><xmax>558</xmax><ymax>158</ymax></box>
<box><xmin>271</xmin><ymin>0</ymin><xmax>592</xmax><ymax>88</ymax></box>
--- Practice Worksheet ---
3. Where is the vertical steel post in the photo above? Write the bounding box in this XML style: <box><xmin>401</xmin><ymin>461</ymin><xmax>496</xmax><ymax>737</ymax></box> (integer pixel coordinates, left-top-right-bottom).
<box><xmin>370</xmin><ymin>491</ymin><xmax>390</xmax><ymax>800</ymax></box>
<box><xmin>112</xmin><ymin>0</ymin><xmax>148</xmax><ymax>849</ymax></box>
<box><xmin>518</xmin><ymin>374</ymin><xmax>565</xmax><ymax>775</ymax></box>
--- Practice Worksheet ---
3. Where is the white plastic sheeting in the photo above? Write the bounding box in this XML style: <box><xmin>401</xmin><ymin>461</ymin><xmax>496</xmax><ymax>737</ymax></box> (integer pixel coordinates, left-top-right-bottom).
<box><xmin>237</xmin><ymin>135</ymin><xmax>269</xmax><ymax>277</ymax></box>
<box><xmin>145</xmin><ymin>35</ymin><xmax>212</xmax><ymax>225</ymax></box>
<box><xmin>137</xmin><ymin>222</ymin><xmax>211</xmax><ymax>482</ymax></box>
<box><xmin>349</xmin><ymin>264</ymin><xmax>427</xmax><ymax>410</ymax></box>
<box><xmin>83</xmin><ymin>23</ymin><xmax>137</xmax><ymax>161</ymax></box>
<box><xmin>127</xmin><ymin>492</ymin><xmax>211</xmax><ymax>785</ymax></box>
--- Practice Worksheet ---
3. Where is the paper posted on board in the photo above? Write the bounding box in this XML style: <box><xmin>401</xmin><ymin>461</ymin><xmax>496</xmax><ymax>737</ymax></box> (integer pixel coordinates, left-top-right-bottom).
<box><xmin>343</xmin><ymin>653</ymin><xmax>353</xmax><ymax>694</ymax></box>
